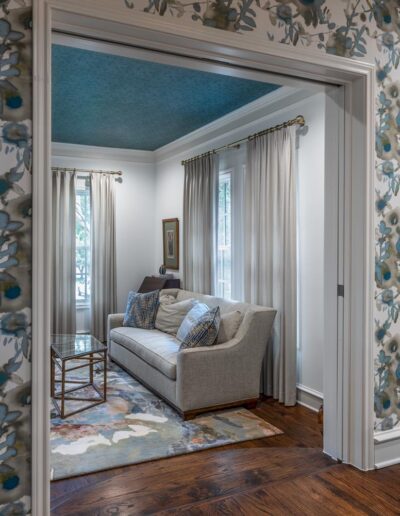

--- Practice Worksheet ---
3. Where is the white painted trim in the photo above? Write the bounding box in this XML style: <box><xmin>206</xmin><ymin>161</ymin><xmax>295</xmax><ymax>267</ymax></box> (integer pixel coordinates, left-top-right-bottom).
<box><xmin>32</xmin><ymin>1</ymin><xmax>51</xmax><ymax>514</ymax></box>
<box><xmin>296</xmin><ymin>384</ymin><xmax>323</xmax><ymax>413</ymax></box>
<box><xmin>297</xmin><ymin>383</ymin><xmax>324</xmax><ymax>400</ymax></box>
<box><xmin>52</xmin><ymin>142</ymin><xmax>155</xmax><ymax>163</ymax></box>
<box><xmin>48</xmin><ymin>0</ymin><xmax>374</xmax><ymax>82</ymax></box>
<box><xmin>76</xmin><ymin>304</ymin><xmax>90</xmax><ymax>311</ymax></box>
<box><xmin>32</xmin><ymin>4</ymin><xmax>376</xmax><ymax>514</ymax></box>
<box><xmin>323</xmin><ymin>85</ymin><xmax>343</xmax><ymax>461</ymax></box>
<box><xmin>374</xmin><ymin>436</ymin><xmax>400</xmax><ymax>469</ymax></box>
<box><xmin>374</xmin><ymin>427</ymin><xmax>400</xmax><ymax>443</ymax></box>
<box><xmin>155</xmin><ymin>87</ymin><xmax>313</xmax><ymax>162</ymax></box>
<box><xmin>375</xmin><ymin>456</ymin><xmax>400</xmax><ymax>469</ymax></box>
<box><xmin>51</xmin><ymin>21</ymin><xmax>328</xmax><ymax>92</ymax></box>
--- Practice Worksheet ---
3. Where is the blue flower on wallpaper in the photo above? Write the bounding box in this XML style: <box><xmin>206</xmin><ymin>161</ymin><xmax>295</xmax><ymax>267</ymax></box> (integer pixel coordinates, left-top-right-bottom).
<box><xmin>1</xmin><ymin>313</ymin><xmax>28</xmax><ymax>336</ymax></box>
<box><xmin>2</xmin><ymin>122</ymin><xmax>29</xmax><ymax>147</ymax></box>
<box><xmin>0</xmin><ymin>4</ymin><xmax>32</xmax><ymax>514</ymax></box>
<box><xmin>375</xmin><ymin>320</ymin><xmax>390</xmax><ymax>343</ymax></box>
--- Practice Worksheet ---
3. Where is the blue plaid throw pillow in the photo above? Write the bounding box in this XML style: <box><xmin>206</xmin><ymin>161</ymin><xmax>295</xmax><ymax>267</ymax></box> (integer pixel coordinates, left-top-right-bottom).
<box><xmin>123</xmin><ymin>290</ymin><xmax>160</xmax><ymax>329</ymax></box>
<box><xmin>177</xmin><ymin>304</ymin><xmax>221</xmax><ymax>350</ymax></box>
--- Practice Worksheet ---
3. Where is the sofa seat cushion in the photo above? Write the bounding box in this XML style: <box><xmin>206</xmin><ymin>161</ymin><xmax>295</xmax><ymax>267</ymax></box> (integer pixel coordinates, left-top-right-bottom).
<box><xmin>110</xmin><ymin>327</ymin><xmax>180</xmax><ymax>380</ymax></box>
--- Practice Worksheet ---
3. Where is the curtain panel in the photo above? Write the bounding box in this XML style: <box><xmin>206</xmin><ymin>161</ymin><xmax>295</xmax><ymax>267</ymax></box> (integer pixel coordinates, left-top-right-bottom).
<box><xmin>244</xmin><ymin>126</ymin><xmax>297</xmax><ymax>406</ymax></box>
<box><xmin>90</xmin><ymin>173</ymin><xmax>117</xmax><ymax>342</ymax></box>
<box><xmin>52</xmin><ymin>170</ymin><xmax>77</xmax><ymax>334</ymax></box>
<box><xmin>183</xmin><ymin>154</ymin><xmax>219</xmax><ymax>294</ymax></box>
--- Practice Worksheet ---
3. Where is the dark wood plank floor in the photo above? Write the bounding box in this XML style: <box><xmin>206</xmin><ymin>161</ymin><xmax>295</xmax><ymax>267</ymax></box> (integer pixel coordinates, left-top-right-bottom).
<box><xmin>51</xmin><ymin>399</ymin><xmax>400</xmax><ymax>515</ymax></box>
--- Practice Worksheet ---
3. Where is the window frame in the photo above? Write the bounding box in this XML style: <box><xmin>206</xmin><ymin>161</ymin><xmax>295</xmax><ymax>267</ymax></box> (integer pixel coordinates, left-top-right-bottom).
<box><xmin>75</xmin><ymin>175</ymin><xmax>91</xmax><ymax>308</ymax></box>
<box><xmin>217</xmin><ymin>169</ymin><xmax>232</xmax><ymax>299</ymax></box>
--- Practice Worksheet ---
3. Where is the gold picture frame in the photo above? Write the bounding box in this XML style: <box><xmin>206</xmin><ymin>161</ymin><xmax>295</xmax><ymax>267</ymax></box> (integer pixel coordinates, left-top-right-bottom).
<box><xmin>162</xmin><ymin>218</ymin><xmax>179</xmax><ymax>270</ymax></box>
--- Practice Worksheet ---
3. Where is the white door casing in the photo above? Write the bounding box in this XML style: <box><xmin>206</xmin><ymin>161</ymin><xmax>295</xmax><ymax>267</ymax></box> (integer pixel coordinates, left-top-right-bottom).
<box><xmin>32</xmin><ymin>2</ymin><xmax>375</xmax><ymax>514</ymax></box>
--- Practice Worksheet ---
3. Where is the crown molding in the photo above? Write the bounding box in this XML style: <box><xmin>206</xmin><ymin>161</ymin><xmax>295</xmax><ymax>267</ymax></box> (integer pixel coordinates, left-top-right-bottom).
<box><xmin>154</xmin><ymin>86</ymin><xmax>315</xmax><ymax>163</ymax></box>
<box><xmin>51</xmin><ymin>142</ymin><xmax>155</xmax><ymax>164</ymax></box>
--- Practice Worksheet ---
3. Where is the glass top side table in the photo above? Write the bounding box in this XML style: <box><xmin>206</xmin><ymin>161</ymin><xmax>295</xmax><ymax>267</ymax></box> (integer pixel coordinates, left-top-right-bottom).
<box><xmin>51</xmin><ymin>334</ymin><xmax>107</xmax><ymax>419</ymax></box>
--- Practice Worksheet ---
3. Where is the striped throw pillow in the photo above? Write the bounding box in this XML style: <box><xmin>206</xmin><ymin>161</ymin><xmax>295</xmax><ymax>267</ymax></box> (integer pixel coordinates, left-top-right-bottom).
<box><xmin>178</xmin><ymin>304</ymin><xmax>221</xmax><ymax>350</ymax></box>
<box><xmin>123</xmin><ymin>290</ymin><xmax>160</xmax><ymax>329</ymax></box>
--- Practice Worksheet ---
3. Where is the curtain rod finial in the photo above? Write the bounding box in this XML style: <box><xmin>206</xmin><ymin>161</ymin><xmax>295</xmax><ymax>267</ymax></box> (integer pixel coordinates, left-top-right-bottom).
<box><xmin>297</xmin><ymin>115</ymin><xmax>305</xmax><ymax>127</ymax></box>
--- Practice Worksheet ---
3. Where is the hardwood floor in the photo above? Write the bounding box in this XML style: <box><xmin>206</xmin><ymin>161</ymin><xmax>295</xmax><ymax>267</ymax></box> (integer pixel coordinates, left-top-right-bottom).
<box><xmin>51</xmin><ymin>399</ymin><xmax>400</xmax><ymax>515</ymax></box>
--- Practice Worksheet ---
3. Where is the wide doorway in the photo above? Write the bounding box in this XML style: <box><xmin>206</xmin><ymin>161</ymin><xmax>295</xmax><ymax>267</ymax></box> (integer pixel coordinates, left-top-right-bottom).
<box><xmin>47</xmin><ymin>29</ymin><xmax>344</xmax><ymax>508</ymax></box>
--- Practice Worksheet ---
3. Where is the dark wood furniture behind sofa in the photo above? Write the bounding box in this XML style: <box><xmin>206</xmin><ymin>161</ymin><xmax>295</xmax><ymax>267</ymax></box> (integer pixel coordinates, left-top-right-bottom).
<box><xmin>138</xmin><ymin>276</ymin><xmax>180</xmax><ymax>293</ymax></box>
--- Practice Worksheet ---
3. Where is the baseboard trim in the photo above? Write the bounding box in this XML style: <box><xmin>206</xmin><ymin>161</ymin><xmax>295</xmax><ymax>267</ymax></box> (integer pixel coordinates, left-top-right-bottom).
<box><xmin>374</xmin><ymin>428</ymin><xmax>400</xmax><ymax>469</ymax></box>
<box><xmin>296</xmin><ymin>384</ymin><xmax>323</xmax><ymax>413</ymax></box>
<box><xmin>374</xmin><ymin>427</ymin><xmax>400</xmax><ymax>443</ymax></box>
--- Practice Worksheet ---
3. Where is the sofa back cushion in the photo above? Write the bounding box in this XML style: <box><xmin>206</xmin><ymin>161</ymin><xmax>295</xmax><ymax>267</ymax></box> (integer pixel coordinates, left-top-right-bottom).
<box><xmin>217</xmin><ymin>310</ymin><xmax>243</xmax><ymax>344</ymax></box>
<box><xmin>155</xmin><ymin>298</ymin><xmax>198</xmax><ymax>335</ymax></box>
<box><xmin>177</xmin><ymin>303</ymin><xmax>221</xmax><ymax>349</ymax></box>
<box><xmin>123</xmin><ymin>290</ymin><xmax>160</xmax><ymax>329</ymax></box>
<box><xmin>173</xmin><ymin>289</ymin><xmax>250</xmax><ymax>315</ymax></box>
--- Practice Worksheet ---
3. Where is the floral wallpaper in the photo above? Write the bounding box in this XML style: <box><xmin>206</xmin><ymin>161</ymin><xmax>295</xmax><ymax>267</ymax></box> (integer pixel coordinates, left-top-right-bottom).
<box><xmin>1</xmin><ymin>0</ymin><xmax>400</xmax><ymax>512</ymax></box>
<box><xmin>0</xmin><ymin>0</ymin><xmax>32</xmax><ymax>514</ymax></box>
<box><xmin>122</xmin><ymin>0</ymin><xmax>400</xmax><ymax>432</ymax></box>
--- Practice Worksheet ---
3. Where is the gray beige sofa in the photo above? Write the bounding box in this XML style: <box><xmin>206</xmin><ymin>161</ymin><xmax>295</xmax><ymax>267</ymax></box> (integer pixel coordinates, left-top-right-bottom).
<box><xmin>108</xmin><ymin>288</ymin><xmax>276</xmax><ymax>419</ymax></box>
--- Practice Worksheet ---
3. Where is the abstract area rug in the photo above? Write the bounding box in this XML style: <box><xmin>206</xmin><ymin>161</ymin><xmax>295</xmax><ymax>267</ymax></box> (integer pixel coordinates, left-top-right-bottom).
<box><xmin>50</xmin><ymin>362</ymin><xmax>282</xmax><ymax>480</ymax></box>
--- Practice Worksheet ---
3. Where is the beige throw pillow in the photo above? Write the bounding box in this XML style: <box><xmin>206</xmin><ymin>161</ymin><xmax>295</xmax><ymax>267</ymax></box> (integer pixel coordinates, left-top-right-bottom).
<box><xmin>159</xmin><ymin>294</ymin><xmax>176</xmax><ymax>305</ymax></box>
<box><xmin>155</xmin><ymin>298</ymin><xmax>198</xmax><ymax>335</ymax></box>
<box><xmin>217</xmin><ymin>311</ymin><xmax>243</xmax><ymax>344</ymax></box>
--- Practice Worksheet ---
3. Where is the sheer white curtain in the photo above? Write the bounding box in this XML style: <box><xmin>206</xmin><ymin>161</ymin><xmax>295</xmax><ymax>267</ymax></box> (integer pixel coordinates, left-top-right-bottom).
<box><xmin>244</xmin><ymin>126</ymin><xmax>297</xmax><ymax>406</ymax></box>
<box><xmin>90</xmin><ymin>173</ymin><xmax>116</xmax><ymax>342</ymax></box>
<box><xmin>52</xmin><ymin>169</ymin><xmax>76</xmax><ymax>334</ymax></box>
<box><xmin>183</xmin><ymin>154</ymin><xmax>219</xmax><ymax>294</ymax></box>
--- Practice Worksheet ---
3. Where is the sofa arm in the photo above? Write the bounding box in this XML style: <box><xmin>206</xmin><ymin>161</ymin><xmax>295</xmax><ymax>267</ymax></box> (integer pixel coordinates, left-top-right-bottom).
<box><xmin>107</xmin><ymin>313</ymin><xmax>125</xmax><ymax>347</ymax></box>
<box><xmin>176</xmin><ymin>338</ymin><xmax>260</xmax><ymax>412</ymax></box>
<box><xmin>175</xmin><ymin>308</ymin><xmax>276</xmax><ymax>412</ymax></box>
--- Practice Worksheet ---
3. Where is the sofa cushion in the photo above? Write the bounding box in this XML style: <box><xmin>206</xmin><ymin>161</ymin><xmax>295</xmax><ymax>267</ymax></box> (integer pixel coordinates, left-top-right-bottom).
<box><xmin>110</xmin><ymin>327</ymin><xmax>179</xmax><ymax>380</ymax></box>
<box><xmin>123</xmin><ymin>290</ymin><xmax>160</xmax><ymax>329</ymax></box>
<box><xmin>155</xmin><ymin>298</ymin><xmax>198</xmax><ymax>335</ymax></box>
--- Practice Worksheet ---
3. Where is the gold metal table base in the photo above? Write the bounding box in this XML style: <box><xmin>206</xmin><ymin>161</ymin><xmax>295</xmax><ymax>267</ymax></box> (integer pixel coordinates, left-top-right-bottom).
<box><xmin>51</xmin><ymin>348</ymin><xmax>107</xmax><ymax>419</ymax></box>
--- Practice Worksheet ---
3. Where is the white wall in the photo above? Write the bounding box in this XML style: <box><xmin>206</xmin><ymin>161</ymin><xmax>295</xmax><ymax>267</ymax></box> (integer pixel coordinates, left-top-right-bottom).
<box><xmin>295</xmin><ymin>93</ymin><xmax>326</xmax><ymax>409</ymax></box>
<box><xmin>153</xmin><ymin>159</ymin><xmax>184</xmax><ymax>277</ymax></box>
<box><xmin>52</xmin><ymin>145</ymin><xmax>157</xmax><ymax>332</ymax></box>
<box><xmin>153</xmin><ymin>90</ymin><xmax>327</xmax><ymax>406</ymax></box>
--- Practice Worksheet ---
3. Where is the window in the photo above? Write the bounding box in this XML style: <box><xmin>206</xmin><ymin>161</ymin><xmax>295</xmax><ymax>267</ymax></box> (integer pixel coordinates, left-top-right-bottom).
<box><xmin>217</xmin><ymin>171</ymin><xmax>232</xmax><ymax>299</ymax></box>
<box><xmin>75</xmin><ymin>177</ymin><xmax>91</xmax><ymax>305</ymax></box>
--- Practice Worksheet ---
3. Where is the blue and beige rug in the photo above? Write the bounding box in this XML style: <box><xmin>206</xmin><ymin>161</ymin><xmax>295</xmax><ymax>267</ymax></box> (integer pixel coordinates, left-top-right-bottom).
<box><xmin>50</xmin><ymin>362</ymin><xmax>282</xmax><ymax>480</ymax></box>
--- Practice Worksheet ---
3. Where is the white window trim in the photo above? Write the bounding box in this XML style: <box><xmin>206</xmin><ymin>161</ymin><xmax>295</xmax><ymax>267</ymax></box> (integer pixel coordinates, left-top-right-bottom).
<box><xmin>217</xmin><ymin>168</ymin><xmax>233</xmax><ymax>300</ymax></box>
<box><xmin>75</xmin><ymin>179</ymin><xmax>91</xmax><ymax>307</ymax></box>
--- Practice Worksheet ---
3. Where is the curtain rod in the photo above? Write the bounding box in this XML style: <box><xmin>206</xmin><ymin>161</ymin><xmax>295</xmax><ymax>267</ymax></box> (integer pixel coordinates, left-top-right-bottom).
<box><xmin>51</xmin><ymin>167</ymin><xmax>123</xmax><ymax>176</ymax></box>
<box><xmin>181</xmin><ymin>115</ymin><xmax>305</xmax><ymax>166</ymax></box>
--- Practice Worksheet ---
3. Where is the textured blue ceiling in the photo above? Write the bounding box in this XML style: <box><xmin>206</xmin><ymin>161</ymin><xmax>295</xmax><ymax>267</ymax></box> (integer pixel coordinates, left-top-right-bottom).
<box><xmin>52</xmin><ymin>45</ymin><xmax>280</xmax><ymax>151</ymax></box>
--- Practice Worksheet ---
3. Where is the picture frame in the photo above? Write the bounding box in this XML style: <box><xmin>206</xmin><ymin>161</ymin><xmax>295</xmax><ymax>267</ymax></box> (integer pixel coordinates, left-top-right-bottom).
<box><xmin>162</xmin><ymin>218</ymin><xmax>179</xmax><ymax>270</ymax></box>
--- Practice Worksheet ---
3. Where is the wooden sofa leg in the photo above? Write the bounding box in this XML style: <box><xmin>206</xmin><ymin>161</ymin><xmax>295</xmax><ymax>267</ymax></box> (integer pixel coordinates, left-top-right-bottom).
<box><xmin>182</xmin><ymin>412</ymin><xmax>196</xmax><ymax>421</ymax></box>
<box><xmin>244</xmin><ymin>400</ymin><xmax>258</xmax><ymax>410</ymax></box>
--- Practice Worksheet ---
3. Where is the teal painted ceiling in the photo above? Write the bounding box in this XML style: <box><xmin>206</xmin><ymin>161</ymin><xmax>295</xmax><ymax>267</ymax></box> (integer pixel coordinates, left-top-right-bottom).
<box><xmin>52</xmin><ymin>45</ymin><xmax>280</xmax><ymax>151</ymax></box>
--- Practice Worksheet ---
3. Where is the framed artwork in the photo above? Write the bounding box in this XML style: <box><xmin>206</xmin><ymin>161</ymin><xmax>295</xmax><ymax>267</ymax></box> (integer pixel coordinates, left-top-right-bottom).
<box><xmin>162</xmin><ymin>218</ymin><xmax>179</xmax><ymax>270</ymax></box>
